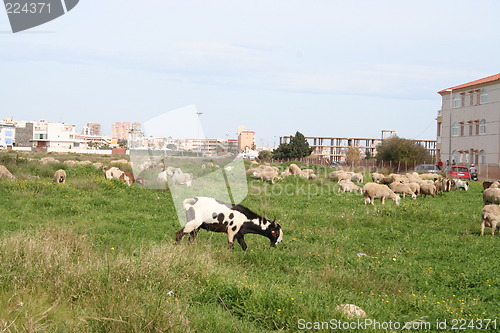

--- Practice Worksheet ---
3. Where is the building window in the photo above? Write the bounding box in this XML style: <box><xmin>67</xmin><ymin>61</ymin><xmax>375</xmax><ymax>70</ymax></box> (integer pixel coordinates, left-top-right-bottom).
<box><xmin>469</xmin><ymin>123</ymin><xmax>473</xmax><ymax>136</ymax></box>
<box><xmin>460</xmin><ymin>123</ymin><xmax>465</xmax><ymax>136</ymax></box>
<box><xmin>453</xmin><ymin>93</ymin><xmax>461</xmax><ymax>108</ymax></box>
<box><xmin>480</xmin><ymin>88</ymin><xmax>488</xmax><ymax>104</ymax></box>
<box><xmin>480</xmin><ymin>119</ymin><xmax>486</xmax><ymax>134</ymax></box>
<box><xmin>452</xmin><ymin>150</ymin><xmax>459</xmax><ymax>164</ymax></box>
<box><xmin>479</xmin><ymin>150</ymin><xmax>486</xmax><ymax>165</ymax></box>
<box><xmin>469</xmin><ymin>91</ymin><xmax>474</xmax><ymax>106</ymax></box>
<box><xmin>452</xmin><ymin>122</ymin><xmax>460</xmax><ymax>136</ymax></box>
<box><xmin>460</xmin><ymin>93</ymin><xmax>465</xmax><ymax>107</ymax></box>
<box><xmin>475</xmin><ymin>121</ymin><xmax>480</xmax><ymax>135</ymax></box>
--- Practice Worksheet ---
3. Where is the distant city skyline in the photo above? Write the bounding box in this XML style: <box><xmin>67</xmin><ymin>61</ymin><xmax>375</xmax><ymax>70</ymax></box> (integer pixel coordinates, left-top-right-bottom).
<box><xmin>2</xmin><ymin>1</ymin><xmax>500</xmax><ymax>148</ymax></box>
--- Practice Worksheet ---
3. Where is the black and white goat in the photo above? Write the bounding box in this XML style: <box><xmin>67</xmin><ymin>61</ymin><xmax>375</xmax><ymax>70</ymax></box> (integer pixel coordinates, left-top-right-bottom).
<box><xmin>175</xmin><ymin>197</ymin><xmax>283</xmax><ymax>250</ymax></box>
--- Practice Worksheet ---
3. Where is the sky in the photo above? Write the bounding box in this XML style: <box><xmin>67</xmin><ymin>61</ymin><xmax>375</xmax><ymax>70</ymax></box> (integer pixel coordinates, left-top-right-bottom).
<box><xmin>1</xmin><ymin>0</ymin><xmax>500</xmax><ymax>147</ymax></box>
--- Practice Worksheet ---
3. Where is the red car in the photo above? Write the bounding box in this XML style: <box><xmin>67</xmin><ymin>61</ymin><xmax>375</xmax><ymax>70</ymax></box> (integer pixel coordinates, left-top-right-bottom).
<box><xmin>443</xmin><ymin>166</ymin><xmax>471</xmax><ymax>179</ymax></box>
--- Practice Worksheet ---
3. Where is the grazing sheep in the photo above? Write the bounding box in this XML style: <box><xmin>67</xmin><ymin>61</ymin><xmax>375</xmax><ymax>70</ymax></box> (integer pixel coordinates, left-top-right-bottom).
<box><xmin>419</xmin><ymin>183</ymin><xmax>436</xmax><ymax>197</ymax></box>
<box><xmin>350</xmin><ymin>172</ymin><xmax>364</xmax><ymax>183</ymax></box>
<box><xmin>63</xmin><ymin>160</ymin><xmax>78</xmax><ymax>167</ymax></box>
<box><xmin>483</xmin><ymin>181</ymin><xmax>493</xmax><ymax>190</ymax></box>
<box><xmin>0</xmin><ymin>165</ymin><xmax>15</xmax><ymax>180</ymax></box>
<box><xmin>338</xmin><ymin>179</ymin><xmax>363</xmax><ymax>193</ymax></box>
<box><xmin>453</xmin><ymin>179</ymin><xmax>469</xmax><ymax>191</ymax></box>
<box><xmin>40</xmin><ymin>157</ymin><xmax>60</xmax><ymax>165</ymax></box>
<box><xmin>53</xmin><ymin>169</ymin><xmax>66</xmax><ymax>183</ymax></box>
<box><xmin>419</xmin><ymin>173</ymin><xmax>441</xmax><ymax>180</ymax></box>
<box><xmin>408</xmin><ymin>182</ymin><xmax>421</xmax><ymax>196</ymax></box>
<box><xmin>103</xmin><ymin>166</ymin><xmax>135</xmax><ymax>186</ymax></box>
<box><xmin>281</xmin><ymin>170</ymin><xmax>292</xmax><ymax>178</ymax></box>
<box><xmin>481</xmin><ymin>205</ymin><xmax>500</xmax><ymax>236</ymax></box>
<box><xmin>405</xmin><ymin>173</ymin><xmax>421</xmax><ymax>183</ymax></box>
<box><xmin>363</xmin><ymin>183</ymin><xmax>400</xmax><ymax>205</ymax></box>
<box><xmin>434</xmin><ymin>179</ymin><xmax>444</xmax><ymax>194</ymax></box>
<box><xmin>172</xmin><ymin>169</ymin><xmax>193</xmax><ymax>186</ymax></box>
<box><xmin>483</xmin><ymin>188</ymin><xmax>500</xmax><ymax>205</ymax></box>
<box><xmin>389</xmin><ymin>173</ymin><xmax>409</xmax><ymax>184</ymax></box>
<box><xmin>490</xmin><ymin>181</ymin><xmax>500</xmax><ymax>189</ymax></box>
<box><xmin>300</xmin><ymin>169</ymin><xmax>316</xmax><ymax>180</ymax></box>
<box><xmin>93</xmin><ymin>162</ymin><xmax>103</xmax><ymax>169</ymax></box>
<box><xmin>379</xmin><ymin>177</ymin><xmax>391</xmax><ymax>185</ymax></box>
<box><xmin>371</xmin><ymin>172</ymin><xmax>385</xmax><ymax>183</ymax></box>
<box><xmin>157</xmin><ymin>170</ymin><xmax>169</xmax><ymax>183</ymax></box>
<box><xmin>257</xmin><ymin>169</ymin><xmax>279</xmax><ymax>184</ymax></box>
<box><xmin>289</xmin><ymin>163</ymin><xmax>302</xmax><ymax>175</ymax></box>
<box><xmin>389</xmin><ymin>182</ymin><xmax>417</xmax><ymax>199</ymax></box>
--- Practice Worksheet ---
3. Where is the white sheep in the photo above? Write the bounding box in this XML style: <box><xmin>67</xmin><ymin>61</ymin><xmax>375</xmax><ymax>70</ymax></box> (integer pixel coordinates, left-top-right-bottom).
<box><xmin>0</xmin><ymin>165</ymin><xmax>15</xmax><ymax>180</ymax></box>
<box><xmin>481</xmin><ymin>205</ymin><xmax>500</xmax><ymax>236</ymax></box>
<box><xmin>388</xmin><ymin>173</ymin><xmax>409</xmax><ymax>184</ymax></box>
<box><xmin>483</xmin><ymin>188</ymin><xmax>500</xmax><ymax>205</ymax></box>
<box><xmin>289</xmin><ymin>163</ymin><xmax>302</xmax><ymax>175</ymax></box>
<box><xmin>258</xmin><ymin>169</ymin><xmax>279</xmax><ymax>184</ymax></box>
<box><xmin>363</xmin><ymin>183</ymin><xmax>400</xmax><ymax>205</ymax></box>
<box><xmin>453</xmin><ymin>179</ymin><xmax>469</xmax><ymax>191</ymax></box>
<box><xmin>300</xmin><ymin>169</ymin><xmax>316</xmax><ymax>180</ymax></box>
<box><xmin>338</xmin><ymin>179</ymin><xmax>363</xmax><ymax>193</ymax></box>
<box><xmin>53</xmin><ymin>169</ymin><xmax>67</xmax><ymax>183</ymax></box>
<box><xmin>350</xmin><ymin>172</ymin><xmax>364</xmax><ymax>183</ymax></box>
<box><xmin>371</xmin><ymin>172</ymin><xmax>385</xmax><ymax>183</ymax></box>
<box><xmin>172</xmin><ymin>170</ymin><xmax>193</xmax><ymax>186</ymax></box>
<box><xmin>389</xmin><ymin>182</ymin><xmax>417</xmax><ymax>199</ymax></box>
<box><xmin>408</xmin><ymin>182</ymin><xmax>421</xmax><ymax>196</ymax></box>
<box><xmin>490</xmin><ymin>181</ymin><xmax>500</xmax><ymax>189</ymax></box>
<box><xmin>419</xmin><ymin>183</ymin><xmax>436</xmax><ymax>197</ymax></box>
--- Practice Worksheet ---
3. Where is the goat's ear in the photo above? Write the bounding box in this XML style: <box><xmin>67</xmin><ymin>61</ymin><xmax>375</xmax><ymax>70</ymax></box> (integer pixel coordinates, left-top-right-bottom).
<box><xmin>263</xmin><ymin>213</ymin><xmax>268</xmax><ymax>221</ymax></box>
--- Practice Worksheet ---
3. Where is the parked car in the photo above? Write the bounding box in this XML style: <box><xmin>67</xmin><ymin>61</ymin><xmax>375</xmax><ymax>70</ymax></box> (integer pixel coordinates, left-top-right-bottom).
<box><xmin>330</xmin><ymin>161</ymin><xmax>342</xmax><ymax>169</ymax></box>
<box><xmin>442</xmin><ymin>165</ymin><xmax>471</xmax><ymax>179</ymax></box>
<box><xmin>415</xmin><ymin>164</ymin><xmax>441</xmax><ymax>173</ymax></box>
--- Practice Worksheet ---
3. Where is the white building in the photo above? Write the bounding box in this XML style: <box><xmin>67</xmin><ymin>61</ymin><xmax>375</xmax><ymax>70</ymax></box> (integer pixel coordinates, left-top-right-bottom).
<box><xmin>0</xmin><ymin>119</ymin><xmax>15</xmax><ymax>148</ymax></box>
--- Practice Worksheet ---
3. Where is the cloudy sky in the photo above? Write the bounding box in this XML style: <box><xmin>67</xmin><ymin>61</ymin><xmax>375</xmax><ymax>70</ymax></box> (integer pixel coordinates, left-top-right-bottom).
<box><xmin>1</xmin><ymin>0</ymin><xmax>500</xmax><ymax>147</ymax></box>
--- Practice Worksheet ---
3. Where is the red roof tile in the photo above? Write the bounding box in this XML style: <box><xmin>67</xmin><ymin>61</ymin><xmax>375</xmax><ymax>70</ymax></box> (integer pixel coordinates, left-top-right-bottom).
<box><xmin>438</xmin><ymin>74</ymin><xmax>500</xmax><ymax>94</ymax></box>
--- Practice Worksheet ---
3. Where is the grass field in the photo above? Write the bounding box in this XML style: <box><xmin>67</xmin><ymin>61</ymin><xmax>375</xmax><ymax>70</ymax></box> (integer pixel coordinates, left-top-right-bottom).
<box><xmin>0</xmin><ymin>152</ymin><xmax>498</xmax><ymax>332</ymax></box>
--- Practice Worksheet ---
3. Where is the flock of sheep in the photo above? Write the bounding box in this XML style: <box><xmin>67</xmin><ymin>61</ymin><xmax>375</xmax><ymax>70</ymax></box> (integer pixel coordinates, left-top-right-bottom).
<box><xmin>481</xmin><ymin>182</ymin><xmax>500</xmax><ymax>235</ymax></box>
<box><xmin>328</xmin><ymin>170</ymin><xmax>471</xmax><ymax>206</ymax></box>
<box><xmin>246</xmin><ymin>163</ymin><xmax>317</xmax><ymax>184</ymax></box>
<box><xmin>3</xmin><ymin>155</ymin><xmax>500</xmax><ymax>237</ymax></box>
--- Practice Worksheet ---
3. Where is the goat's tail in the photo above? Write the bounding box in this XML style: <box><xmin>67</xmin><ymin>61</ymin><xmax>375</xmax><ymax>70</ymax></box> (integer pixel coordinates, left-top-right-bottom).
<box><xmin>183</xmin><ymin>198</ymin><xmax>197</xmax><ymax>210</ymax></box>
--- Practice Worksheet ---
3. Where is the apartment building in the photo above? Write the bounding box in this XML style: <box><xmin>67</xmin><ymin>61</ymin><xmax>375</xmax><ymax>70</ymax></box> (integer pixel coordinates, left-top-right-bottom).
<box><xmin>14</xmin><ymin>120</ymin><xmax>79</xmax><ymax>150</ymax></box>
<box><xmin>280</xmin><ymin>135</ymin><xmax>437</xmax><ymax>162</ymax></box>
<box><xmin>436</xmin><ymin>74</ymin><xmax>500</xmax><ymax>166</ymax></box>
<box><xmin>0</xmin><ymin>119</ymin><xmax>15</xmax><ymax>148</ymax></box>
<box><xmin>111</xmin><ymin>122</ymin><xmax>141</xmax><ymax>141</ymax></box>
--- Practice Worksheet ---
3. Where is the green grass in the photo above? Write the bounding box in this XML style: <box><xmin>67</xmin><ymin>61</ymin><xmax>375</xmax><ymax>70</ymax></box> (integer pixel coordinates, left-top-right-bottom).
<box><xmin>0</xmin><ymin>154</ymin><xmax>498</xmax><ymax>332</ymax></box>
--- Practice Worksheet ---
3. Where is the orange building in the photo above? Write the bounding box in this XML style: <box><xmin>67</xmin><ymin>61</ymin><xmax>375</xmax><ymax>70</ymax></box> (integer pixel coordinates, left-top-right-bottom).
<box><xmin>237</xmin><ymin>126</ymin><xmax>255</xmax><ymax>152</ymax></box>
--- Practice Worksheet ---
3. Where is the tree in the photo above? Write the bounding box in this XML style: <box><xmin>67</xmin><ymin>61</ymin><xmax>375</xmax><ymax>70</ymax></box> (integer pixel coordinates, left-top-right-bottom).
<box><xmin>273</xmin><ymin>131</ymin><xmax>313</xmax><ymax>159</ymax></box>
<box><xmin>117</xmin><ymin>139</ymin><xmax>128</xmax><ymax>148</ymax></box>
<box><xmin>376</xmin><ymin>137</ymin><xmax>431</xmax><ymax>163</ymax></box>
<box><xmin>345</xmin><ymin>146</ymin><xmax>362</xmax><ymax>164</ymax></box>
<box><xmin>258</xmin><ymin>150</ymin><xmax>273</xmax><ymax>162</ymax></box>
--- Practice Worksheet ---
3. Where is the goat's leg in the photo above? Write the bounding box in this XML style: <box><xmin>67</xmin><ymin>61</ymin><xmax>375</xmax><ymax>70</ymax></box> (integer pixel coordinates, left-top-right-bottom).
<box><xmin>188</xmin><ymin>229</ymin><xmax>199</xmax><ymax>242</ymax></box>
<box><xmin>235</xmin><ymin>234</ymin><xmax>248</xmax><ymax>251</ymax></box>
